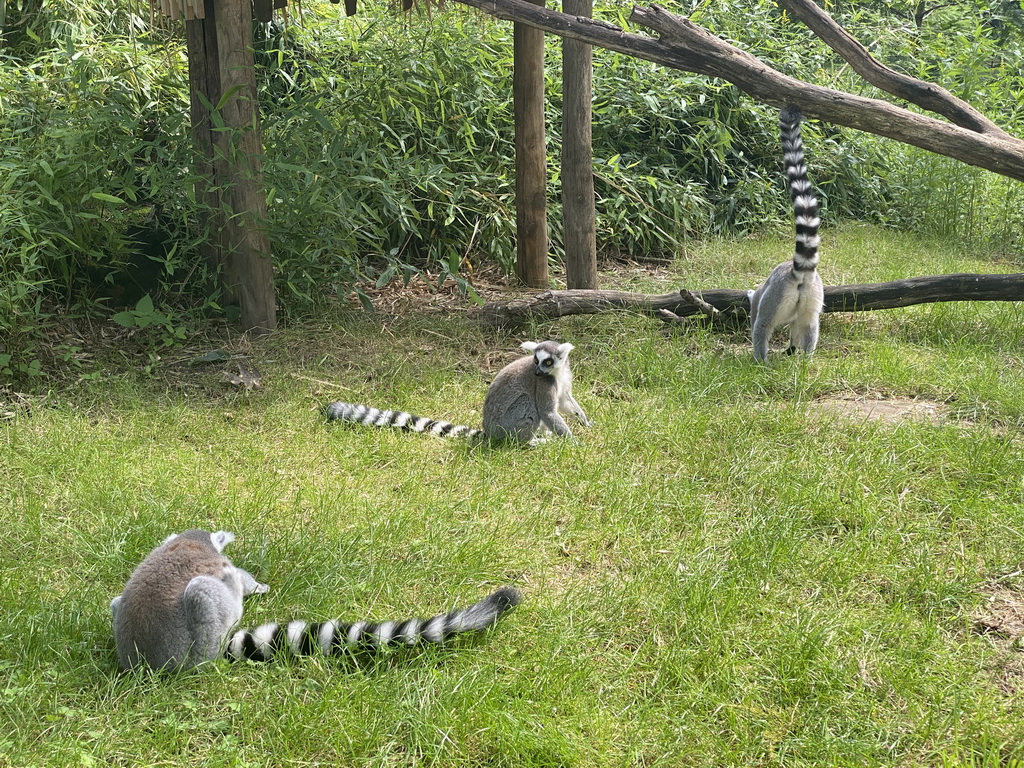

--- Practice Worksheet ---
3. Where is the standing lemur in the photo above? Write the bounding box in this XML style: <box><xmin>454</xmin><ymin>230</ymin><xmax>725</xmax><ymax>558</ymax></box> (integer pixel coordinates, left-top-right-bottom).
<box><xmin>748</xmin><ymin>106</ymin><xmax>824</xmax><ymax>362</ymax></box>
<box><xmin>326</xmin><ymin>340</ymin><xmax>590</xmax><ymax>443</ymax></box>
<box><xmin>111</xmin><ymin>529</ymin><xmax>521</xmax><ymax>671</ymax></box>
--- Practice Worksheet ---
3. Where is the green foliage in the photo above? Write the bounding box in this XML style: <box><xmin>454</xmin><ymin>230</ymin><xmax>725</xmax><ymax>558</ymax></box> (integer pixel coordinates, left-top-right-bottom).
<box><xmin>111</xmin><ymin>294</ymin><xmax>188</xmax><ymax>349</ymax></box>
<box><xmin>1</xmin><ymin>0</ymin><xmax>1022</xmax><ymax>375</ymax></box>
<box><xmin>0</xmin><ymin>29</ymin><xmax>208</xmax><ymax>381</ymax></box>
<box><xmin>253</xmin><ymin>12</ymin><xmax>520</xmax><ymax>310</ymax></box>
<box><xmin>251</xmin><ymin>3</ymin><xmax>897</xmax><ymax>294</ymax></box>
<box><xmin>707</xmin><ymin>0</ymin><xmax>1024</xmax><ymax>253</ymax></box>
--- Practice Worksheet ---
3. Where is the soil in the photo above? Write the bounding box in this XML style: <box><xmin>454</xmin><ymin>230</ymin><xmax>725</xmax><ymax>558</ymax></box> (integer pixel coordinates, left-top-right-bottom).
<box><xmin>974</xmin><ymin>585</ymin><xmax>1024</xmax><ymax>696</ymax></box>
<box><xmin>808</xmin><ymin>396</ymin><xmax>950</xmax><ymax>425</ymax></box>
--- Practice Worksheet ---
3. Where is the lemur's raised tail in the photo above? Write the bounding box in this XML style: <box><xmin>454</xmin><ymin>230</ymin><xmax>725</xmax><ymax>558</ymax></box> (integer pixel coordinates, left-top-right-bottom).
<box><xmin>748</xmin><ymin>106</ymin><xmax>825</xmax><ymax>362</ymax></box>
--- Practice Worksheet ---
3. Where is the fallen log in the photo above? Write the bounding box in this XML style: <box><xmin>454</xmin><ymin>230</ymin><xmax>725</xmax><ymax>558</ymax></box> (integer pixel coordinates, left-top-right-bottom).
<box><xmin>470</xmin><ymin>273</ymin><xmax>1024</xmax><ymax>328</ymax></box>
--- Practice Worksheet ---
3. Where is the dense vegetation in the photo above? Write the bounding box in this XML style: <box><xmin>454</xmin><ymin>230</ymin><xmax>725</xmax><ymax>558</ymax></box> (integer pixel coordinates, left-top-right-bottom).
<box><xmin>0</xmin><ymin>0</ymin><xmax>1021</xmax><ymax>377</ymax></box>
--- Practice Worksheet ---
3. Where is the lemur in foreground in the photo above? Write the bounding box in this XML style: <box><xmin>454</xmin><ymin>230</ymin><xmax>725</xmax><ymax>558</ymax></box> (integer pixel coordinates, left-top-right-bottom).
<box><xmin>326</xmin><ymin>340</ymin><xmax>590</xmax><ymax>443</ymax></box>
<box><xmin>111</xmin><ymin>529</ymin><xmax>520</xmax><ymax>672</ymax></box>
<box><xmin>748</xmin><ymin>106</ymin><xmax>824</xmax><ymax>362</ymax></box>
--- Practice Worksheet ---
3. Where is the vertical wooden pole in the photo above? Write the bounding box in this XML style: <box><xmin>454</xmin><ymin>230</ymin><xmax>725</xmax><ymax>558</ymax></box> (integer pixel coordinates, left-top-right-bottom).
<box><xmin>186</xmin><ymin>0</ymin><xmax>276</xmax><ymax>334</ymax></box>
<box><xmin>186</xmin><ymin>0</ymin><xmax>222</xmax><ymax>275</ymax></box>
<box><xmin>214</xmin><ymin>0</ymin><xmax>276</xmax><ymax>333</ymax></box>
<box><xmin>513</xmin><ymin>0</ymin><xmax>548</xmax><ymax>288</ymax></box>
<box><xmin>561</xmin><ymin>0</ymin><xmax>598</xmax><ymax>289</ymax></box>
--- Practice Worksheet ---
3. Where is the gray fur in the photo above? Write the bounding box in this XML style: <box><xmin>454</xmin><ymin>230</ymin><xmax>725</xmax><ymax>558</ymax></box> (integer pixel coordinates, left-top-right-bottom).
<box><xmin>111</xmin><ymin>529</ymin><xmax>520</xmax><ymax>672</ymax></box>
<box><xmin>111</xmin><ymin>529</ymin><xmax>269</xmax><ymax>672</ymax></box>
<box><xmin>482</xmin><ymin>341</ymin><xmax>590</xmax><ymax>443</ymax></box>
<box><xmin>326</xmin><ymin>340</ymin><xmax>589</xmax><ymax>444</ymax></box>
<box><xmin>749</xmin><ymin>106</ymin><xmax>825</xmax><ymax>362</ymax></box>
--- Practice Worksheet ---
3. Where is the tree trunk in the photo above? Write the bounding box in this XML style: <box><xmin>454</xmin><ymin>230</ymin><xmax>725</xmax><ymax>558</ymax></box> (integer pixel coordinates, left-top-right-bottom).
<box><xmin>561</xmin><ymin>0</ymin><xmax>598</xmax><ymax>290</ymax></box>
<box><xmin>470</xmin><ymin>273</ymin><xmax>1024</xmax><ymax>327</ymax></box>
<box><xmin>186</xmin><ymin>2</ymin><xmax>224</xmax><ymax>276</ymax></box>
<box><xmin>185</xmin><ymin>0</ymin><xmax>277</xmax><ymax>335</ymax></box>
<box><xmin>213</xmin><ymin>0</ymin><xmax>276</xmax><ymax>334</ymax></box>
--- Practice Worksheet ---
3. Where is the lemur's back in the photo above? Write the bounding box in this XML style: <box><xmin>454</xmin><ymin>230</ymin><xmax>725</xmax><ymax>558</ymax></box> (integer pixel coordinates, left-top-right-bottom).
<box><xmin>112</xmin><ymin>532</ymin><xmax>247</xmax><ymax>671</ymax></box>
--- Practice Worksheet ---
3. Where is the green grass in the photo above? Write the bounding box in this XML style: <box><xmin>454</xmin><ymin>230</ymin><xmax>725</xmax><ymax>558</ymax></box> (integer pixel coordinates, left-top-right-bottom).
<box><xmin>2</xmin><ymin>224</ymin><xmax>1024</xmax><ymax>766</ymax></box>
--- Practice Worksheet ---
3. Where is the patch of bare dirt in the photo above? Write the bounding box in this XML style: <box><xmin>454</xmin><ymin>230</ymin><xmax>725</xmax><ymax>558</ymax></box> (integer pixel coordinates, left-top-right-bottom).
<box><xmin>354</xmin><ymin>256</ymin><xmax>679</xmax><ymax>316</ymax></box>
<box><xmin>809</xmin><ymin>396</ymin><xmax>951</xmax><ymax>425</ymax></box>
<box><xmin>976</xmin><ymin>586</ymin><xmax>1024</xmax><ymax>641</ymax></box>
<box><xmin>353</xmin><ymin>265</ymin><xmax>521</xmax><ymax>316</ymax></box>
<box><xmin>974</xmin><ymin>585</ymin><xmax>1024</xmax><ymax>696</ymax></box>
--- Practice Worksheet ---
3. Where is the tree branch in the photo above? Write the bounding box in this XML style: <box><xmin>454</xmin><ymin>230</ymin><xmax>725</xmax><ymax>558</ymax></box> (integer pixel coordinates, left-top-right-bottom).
<box><xmin>453</xmin><ymin>0</ymin><xmax>1024</xmax><ymax>182</ymax></box>
<box><xmin>776</xmin><ymin>0</ymin><xmax>1015</xmax><ymax>140</ymax></box>
<box><xmin>470</xmin><ymin>273</ymin><xmax>1024</xmax><ymax>327</ymax></box>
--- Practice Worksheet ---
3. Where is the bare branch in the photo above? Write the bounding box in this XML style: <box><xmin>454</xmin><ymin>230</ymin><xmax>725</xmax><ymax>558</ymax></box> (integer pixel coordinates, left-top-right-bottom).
<box><xmin>776</xmin><ymin>0</ymin><xmax>1014</xmax><ymax>140</ymax></box>
<box><xmin>452</xmin><ymin>0</ymin><xmax>1024</xmax><ymax>181</ymax></box>
<box><xmin>679</xmin><ymin>288</ymin><xmax>723</xmax><ymax>318</ymax></box>
<box><xmin>676</xmin><ymin>289</ymin><xmax>745</xmax><ymax>328</ymax></box>
<box><xmin>656</xmin><ymin>308</ymin><xmax>688</xmax><ymax>325</ymax></box>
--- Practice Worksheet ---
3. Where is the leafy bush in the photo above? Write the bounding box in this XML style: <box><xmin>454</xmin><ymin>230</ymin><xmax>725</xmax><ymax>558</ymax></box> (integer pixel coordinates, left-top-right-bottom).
<box><xmin>0</xmin><ymin>0</ymin><xmax>1021</xmax><ymax>379</ymax></box>
<box><xmin>256</xmin><ymin>12</ymin><xmax>520</xmax><ymax>311</ymax></box>
<box><xmin>0</xmin><ymin>35</ymin><xmax>205</xmax><ymax>378</ymax></box>
<box><xmin>707</xmin><ymin>0</ymin><xmax>1024</xmax><ymax>253</ymax></box>
<box><xmin>254</xmin><ymin>4</ymin><xmax>895</xmax><ymax>289</ymax></box>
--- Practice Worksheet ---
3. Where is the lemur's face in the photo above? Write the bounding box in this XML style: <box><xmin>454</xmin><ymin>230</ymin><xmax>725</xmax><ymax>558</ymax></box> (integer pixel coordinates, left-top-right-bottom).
<box><xmin>529</xmin><ymin>342</ymin><xmax>573</xmax><ymax>377</ymax></box>
<box><xmin>533</xmin><ymin>347</ymin><xmax>558</xmax><ymax>377</ymax></box>
<box><xmin>520</xmin><ymin>340</ymin><xmax>574</xmax><ymax>377</ymax></box>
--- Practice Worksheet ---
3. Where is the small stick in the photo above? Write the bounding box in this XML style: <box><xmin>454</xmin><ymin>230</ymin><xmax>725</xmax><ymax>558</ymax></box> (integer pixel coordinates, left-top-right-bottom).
<box><xmin>678</xmin><ymin>289</ymin><xmax>725</xmax><ymax>320</ymax></box>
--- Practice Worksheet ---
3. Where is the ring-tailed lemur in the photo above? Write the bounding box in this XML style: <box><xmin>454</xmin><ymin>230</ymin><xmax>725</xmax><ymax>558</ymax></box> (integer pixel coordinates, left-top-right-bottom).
<box><xmin>326</xmin><ymin>341</ymin><xmax>590</xmax><ymax>443</ymax></box>
<box><xmin>748</xmin><ymin>106</ymin><xmax>824</xmax><ymax>362</ymax></box>
<box><xmin>111</xmin><ymin>529</ymin><xmax>521</xmax><ymax>672</ymax></box>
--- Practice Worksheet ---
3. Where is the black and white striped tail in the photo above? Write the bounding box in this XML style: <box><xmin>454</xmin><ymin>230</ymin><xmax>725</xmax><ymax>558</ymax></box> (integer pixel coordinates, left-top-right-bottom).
<box><xmin>325</xmin><ymin>401</ymin><xmax>483</xmax><ymax>439</ymax></box>
<box><xmin>225</xmin><ymin>587</ymin><xmax>521</xmax><ymax>662</ymax></box>
<box><xmin>779</xmin><ymin>106</ymin><xmax>820</xmax><ymax>273</ymax></box>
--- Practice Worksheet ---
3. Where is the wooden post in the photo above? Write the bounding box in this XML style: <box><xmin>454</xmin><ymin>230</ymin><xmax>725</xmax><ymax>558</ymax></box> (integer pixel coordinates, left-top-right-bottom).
<box><xmin>186</xmin><ymin>0</ymin><xmax>222</xmax><ymax>275</ymax></box>
<box><xmin>561</xmin><ymin>0</ymin><xmax>598</xmax><ymax>289</ymax></box>
<box><xmin>185</xmin><ymin>0</ymin><xmax>277</xmax><ymax>334</ymax></box>
<box><xmin>513</xmin><ymin>0</ymin><xmax>549</xmax><ymax>288</ymax></box>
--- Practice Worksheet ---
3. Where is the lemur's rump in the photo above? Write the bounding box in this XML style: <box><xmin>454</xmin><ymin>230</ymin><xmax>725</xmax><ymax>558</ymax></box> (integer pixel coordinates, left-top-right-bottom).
<box><xmin>748</xmin><ymin>106</ymin><xmax>824</xmax><ymax>362</ymax></box>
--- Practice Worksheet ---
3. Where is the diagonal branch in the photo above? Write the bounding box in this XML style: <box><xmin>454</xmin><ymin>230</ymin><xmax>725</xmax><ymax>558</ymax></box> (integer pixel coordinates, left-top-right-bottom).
<box><xmin>630</xmin><ymin>5</ymin><xmax>1024</xmax><ymax>158</ymax></box>
<box><xmin>453</xmin><ymin>0</ymin><xmax>1024</xmax><ymax>182</ymax></box>
<box><xmin>776</xmin><ymin>0</ymin><xmax>1015</xmax><ymax>141</ymax></box>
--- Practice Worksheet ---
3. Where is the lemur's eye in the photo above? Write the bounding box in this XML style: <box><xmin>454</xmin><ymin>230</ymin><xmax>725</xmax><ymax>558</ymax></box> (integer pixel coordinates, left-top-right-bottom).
<box><xmin>543</xmin><ymin>359</ymin><xmax>553</xmax><ymax>366</ymax></box>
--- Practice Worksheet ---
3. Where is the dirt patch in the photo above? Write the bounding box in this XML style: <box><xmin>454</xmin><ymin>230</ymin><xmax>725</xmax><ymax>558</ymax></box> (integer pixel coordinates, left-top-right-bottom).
<box><xmin>809</xmin><ymin>396</ymin><xmax>951</xmax><ymax>425</ymax></box>
<box><xmin>353</xmin><ymin>265</ymin><xmax>520</xmax><ymax>316</ymax></box>
<box><xmin>974</xmin><ymin>586</ymin><xmax>1024</xmax><ymax>696</ymax></box>
<box><xmin>975</xmin><ymin>586</ymin><xmax>1024</xmax><ymax>641</ymax></box>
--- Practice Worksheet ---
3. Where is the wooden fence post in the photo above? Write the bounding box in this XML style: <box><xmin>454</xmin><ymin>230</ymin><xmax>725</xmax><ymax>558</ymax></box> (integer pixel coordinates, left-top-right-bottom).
<box><xmin>185</xmin><ymin>0</ymin><xmax>276</xmax><ymax>334</ymax></box>
<box><xmin>514</xmin><ymin>0</ymin><xmax>549</xmax><ymax>288</ymax></box>
<box><xmin>186</xmin><ymin>0</ymin><xmax>223</xmax><ymax>276</ymax></box>
<box><xmin>561</xmin><ymin>0</ymin><xmax>598</xmax><ymax>289</ymax></box>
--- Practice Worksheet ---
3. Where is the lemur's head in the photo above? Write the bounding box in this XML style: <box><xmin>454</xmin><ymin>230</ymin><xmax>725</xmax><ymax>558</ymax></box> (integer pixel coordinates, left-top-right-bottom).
<box><xmin>521</xmin><ymin>341</ymin><xmax>574</xmax><ymax>377</ymax></box>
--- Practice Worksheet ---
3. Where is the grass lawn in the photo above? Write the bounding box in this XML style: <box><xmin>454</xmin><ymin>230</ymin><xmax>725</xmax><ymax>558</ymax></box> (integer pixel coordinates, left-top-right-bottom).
<box><xmin>2</xmin><ymin>223</ymin><xmax>1023</xmax><ymax>766</ymax></box>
